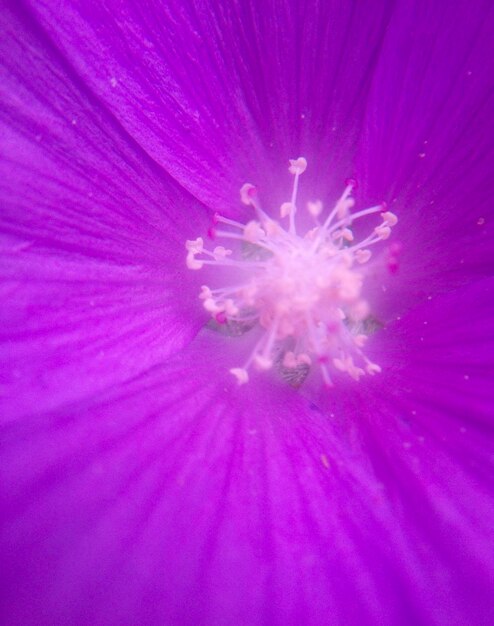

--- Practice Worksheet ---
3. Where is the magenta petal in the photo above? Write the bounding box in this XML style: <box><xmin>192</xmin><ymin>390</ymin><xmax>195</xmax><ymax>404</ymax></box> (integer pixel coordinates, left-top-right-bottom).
<box><xmin>2</xmin><ymin>1</ymin><xmax>494</xmax><ymax>625</ymax></box>
<box><xmin>25</xmin><ymin>1</ymin><xmax>397</xmax><ymax>211</ymax></box>
<box><xmin>0</xmin><ymin>3</ymin><xmax>212</xmax><ymax>415</ymax></box>
<box><xmin>2</xmin><ymin>278</ymin><xmax>494</xmax><ymax>625</ymax></box>
<box><xmin>0</xmin><ymin>248</ymin><xmax>204</xmax><ymax>420</ymax></box>
<box><xmin>356</xmin><ymin>1</ymin><xmax>494</xmax><ymax>304</ymax></box>
<box><xmin>22</xmin><ymin>0</ymin><xmax>494</xmax><ymax>305</ymax></box>
<box><xmin>1</xmin><ymin>2</ymin><xmax>209</xmax><ymax>264</ymax></box>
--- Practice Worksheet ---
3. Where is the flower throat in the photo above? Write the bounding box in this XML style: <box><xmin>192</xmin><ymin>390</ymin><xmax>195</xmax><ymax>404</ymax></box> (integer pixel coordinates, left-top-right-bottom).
<box><xmin>186</xmin><ymin>158</ymin><xmax>397</xmax><ymax>387</ymax></box>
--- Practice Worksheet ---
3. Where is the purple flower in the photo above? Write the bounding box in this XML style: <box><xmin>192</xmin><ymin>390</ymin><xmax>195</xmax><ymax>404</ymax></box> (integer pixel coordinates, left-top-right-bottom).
<box><xmin>1</xmin><ymin>1</ymin><xmax>494</xmax><ymax>625</ymax></box>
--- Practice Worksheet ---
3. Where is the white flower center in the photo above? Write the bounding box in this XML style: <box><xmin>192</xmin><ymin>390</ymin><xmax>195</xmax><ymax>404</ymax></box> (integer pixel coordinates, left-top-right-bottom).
<box><xmin>186</xmin><ymin>158</ymin><xmax>397</xmax><ymax>387</ymax></box>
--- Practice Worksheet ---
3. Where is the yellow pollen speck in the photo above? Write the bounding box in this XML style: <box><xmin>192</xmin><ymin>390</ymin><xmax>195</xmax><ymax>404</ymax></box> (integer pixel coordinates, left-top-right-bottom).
<box><xmin>320</xmin><ymin>454</ymin><xmax>330</xmax><ymax>469</ymax></box>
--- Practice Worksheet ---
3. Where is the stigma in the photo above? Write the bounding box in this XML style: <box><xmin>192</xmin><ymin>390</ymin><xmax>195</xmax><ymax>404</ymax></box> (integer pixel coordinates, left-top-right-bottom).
<box><xmin>185</xmin><ymin>158</ymin><xmax>397</xmax><ymax>387</ymax></box>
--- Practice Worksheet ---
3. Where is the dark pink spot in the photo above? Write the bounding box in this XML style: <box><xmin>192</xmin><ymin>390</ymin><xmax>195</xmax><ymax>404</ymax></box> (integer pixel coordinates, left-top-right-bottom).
<box><xmin>215</xmin><ymin>312</ymin><xmax>227</xmax><ymax>324</ymax></box>
<box><xmin>387</xmin><ymin>257</ymin><xmax>399</xmax><ymax>274</ymax></box>
<box><xmin>207</xmin><ymin>226</ymin><xmax>216</xmax><ymax>240</ymax></box>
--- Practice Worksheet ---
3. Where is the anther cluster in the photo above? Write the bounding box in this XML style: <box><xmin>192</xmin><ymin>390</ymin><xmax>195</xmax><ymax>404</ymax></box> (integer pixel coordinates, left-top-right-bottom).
<box><xmin>186</xmin><ymin>158</ymin><xmax>398</xmax><ymax>386</ymax></box>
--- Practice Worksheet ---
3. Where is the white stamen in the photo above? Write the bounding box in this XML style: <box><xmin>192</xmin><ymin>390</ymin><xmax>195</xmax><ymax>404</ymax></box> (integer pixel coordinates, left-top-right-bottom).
<box><xmin>230</xmin><ymin>368</ymin><xmax>249</xmax><ymax>384</ymax></box>
<box><xmin>186</xmin><ymin>252</ymin><xmax>203</xmax><ymax>270</ymax></box>
<box><xmin>280</xmin><ymin>202</ymin><xmax>294</xmax><ymax>218</ymax></box>
<box><xmin>185</xmin><ymin>158</ymin><xmax>398</xmax><ymax>388</ymax></box>
<box><xmin>199</xmin><ymin>285</ymin><xmax>213</xmax><ymax>299</ymax></box>
<box><xmin>288</xmin><ymin>157</ymin><xmax>307</xmax><ymax>175</ymax></box>
<box><xmin>366</xmin><ymin>362</ymin><xmax>382</xmax><ymax>375</ymax></box>
<box><xmin>307</xmin><ymin>200</ymin><xmax>323</xmax><ymax>217</ymax></box>
<box><xmin>243</xmin><ymin>221</ymin><xmax>265</xmax><ymax>243</ymax></box>
<box><xmin>374</xmin><ymin>224</ymin><xmax>391</xmax><ymax>239</ymax></box>
<box><xmin>355</xmin><ymin>249</ymin><xmax>372</xmax><ymax>264</ymax></box>
<box><xmin>213</xmin><ymin>246</ymin><xmax>232</xmax><ymax>260</ymax></box>
<box><xmin>240</xmin><ymin>183</ymin><xmax>257</xmax><ymax>206</ymax></box>
<box><xmin>254</xmin><ymin>354</ymin><xmax>274</xmax><ymax>370</ymax></box>
<box><xmin>185</xmin><ymin>237</ymin><xmax>204</xmax><ymax>253</ymax></box>
<box><xmin>381</xmin><ymin>211</ymin><xmax>398</xmax><ymax>226</ymax></box>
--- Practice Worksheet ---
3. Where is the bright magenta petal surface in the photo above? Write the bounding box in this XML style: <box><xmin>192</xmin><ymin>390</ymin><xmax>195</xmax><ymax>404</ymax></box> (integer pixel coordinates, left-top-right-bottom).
<box><xmin>2</xmin><ymin>280</ymin><xmax>494</xmax><ymax>625</ymax></box>
<box><xmin>1</xmin><ymin>1</ymin><xmax>494</xmax><ymax>625</ymax></box>
<box><xmin>0</xmin><ymin>3</ymin><xmax>210</xmax><ymax>414</ymax></box>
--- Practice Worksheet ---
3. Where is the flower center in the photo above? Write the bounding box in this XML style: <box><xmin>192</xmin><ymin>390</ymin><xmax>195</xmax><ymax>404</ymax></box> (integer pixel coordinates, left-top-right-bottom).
<box><xmin>186</xmin><ymin>158</ymin><xmax>397</xmax><ymax>387</ymax></box>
